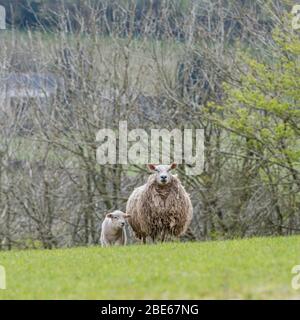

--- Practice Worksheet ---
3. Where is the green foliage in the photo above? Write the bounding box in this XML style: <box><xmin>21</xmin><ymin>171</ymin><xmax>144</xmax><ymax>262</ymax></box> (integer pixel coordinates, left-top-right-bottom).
<box><xmin>204</xmin><ymin>23</ymin><xmax>300</xmax><ymax>233</ymax></box>
<box><xmin>210</xmin><ymin>25</ymin><xmax>300</xmax><ymax>180</ymax></box>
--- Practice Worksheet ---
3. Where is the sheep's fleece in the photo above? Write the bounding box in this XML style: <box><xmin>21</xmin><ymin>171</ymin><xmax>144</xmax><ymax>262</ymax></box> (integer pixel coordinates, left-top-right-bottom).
<box><xmin>126</xmin><ymin>164</ymin><xmax>193</xmax><ymax>242</ymax></box>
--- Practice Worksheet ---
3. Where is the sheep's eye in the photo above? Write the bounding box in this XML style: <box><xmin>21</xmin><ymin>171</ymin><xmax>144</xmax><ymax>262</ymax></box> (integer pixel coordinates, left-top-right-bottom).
<box><xmin>113</xmin><ymin>216</ymin><xmax>118</xmax><ymax>220</ymax></box>
<box><xmin>155</xmin><ymin>168</ymin><xmax>159</xmax><ymax>172</ymax></box>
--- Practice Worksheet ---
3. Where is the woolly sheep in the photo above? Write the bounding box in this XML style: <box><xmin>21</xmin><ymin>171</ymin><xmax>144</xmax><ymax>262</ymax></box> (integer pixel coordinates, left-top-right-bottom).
<box><xmin>100</xmin><ymin>210</ymin><xmax>131</xmax><ymax>247</ymax></box>
<box><xmin>126</xmin><ymin>163</ymin><xmax>193</xmax><ymax>243</ymax></box>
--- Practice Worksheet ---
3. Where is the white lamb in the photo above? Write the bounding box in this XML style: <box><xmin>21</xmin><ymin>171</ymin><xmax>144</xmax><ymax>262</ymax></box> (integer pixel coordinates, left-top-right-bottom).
<box><xmin>100</xmin><ymin>210</ymin><xmax>131</xmax><ymax>247</ymax></box>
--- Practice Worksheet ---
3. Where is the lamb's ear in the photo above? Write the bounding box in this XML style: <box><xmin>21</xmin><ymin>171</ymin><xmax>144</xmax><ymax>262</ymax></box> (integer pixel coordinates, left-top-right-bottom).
<box><xmin>147</xmin><ymin>164</ymin><xmax>156</xmax><ymax>171</ymax></box>
<box><xmin>106</xmin><ymin>213</ymin><xmax>113</xmax><ymax>218</ymax></box>
<box><xmin>124</xmin><ymin>214</ymin><xmax>131</xmax><ymax>218</ymax></box>
<box><xmin>169</xmin><ymin>163</ymin><xmax>177</xmax><ymax>170</ymax></box>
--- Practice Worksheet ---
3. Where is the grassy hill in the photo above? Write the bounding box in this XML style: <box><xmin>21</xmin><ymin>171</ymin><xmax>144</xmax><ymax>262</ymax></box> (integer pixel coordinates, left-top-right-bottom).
<box><xmin>0</xmin><ymin>235</ymin><xmax>299</xmax><ymax>299</ymax></box>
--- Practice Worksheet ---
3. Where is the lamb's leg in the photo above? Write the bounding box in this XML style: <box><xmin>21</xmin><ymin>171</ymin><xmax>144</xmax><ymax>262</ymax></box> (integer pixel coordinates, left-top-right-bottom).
<box><xmin>115</xmin><ymin>239</ymin><xmax>123</xmax><ymax>246</ymax></box>
<box><xmin>101</xmin><ymin>238</ymin><xmax>110</xmax><ymax>247</ymax></box>
<box><xmin>115</xmin><ymin>231</ymin><xmax>126</xmax><ymax>246</ymax></box>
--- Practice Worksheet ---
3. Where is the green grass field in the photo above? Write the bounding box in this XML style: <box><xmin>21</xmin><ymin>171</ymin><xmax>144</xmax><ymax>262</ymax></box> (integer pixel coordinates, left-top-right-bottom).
<box><xmin>0</xmin><ymin>236</ymin><xmax>299</xmax><ymax>299</ymax></box>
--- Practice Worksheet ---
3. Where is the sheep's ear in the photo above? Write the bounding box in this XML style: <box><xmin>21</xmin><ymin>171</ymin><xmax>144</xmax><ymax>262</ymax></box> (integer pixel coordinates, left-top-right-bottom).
<box><xmin>169</xmin><ymin>163</ymin><xmax>177</xmax><ymax>170</ymax></box>
<box><xmin>106</xmin><ymin>213</ymin><xmax>113</xmax><ymax>218</ymax></box>
<box><xmin>124</xmin><ymin>214</ymin><xmax>131</xmax><ymax>218</ymax></box>
<box><xmin>147</xmin><ymin>164</ymin><xmax>156</xmax><ymax>171</ymax></box>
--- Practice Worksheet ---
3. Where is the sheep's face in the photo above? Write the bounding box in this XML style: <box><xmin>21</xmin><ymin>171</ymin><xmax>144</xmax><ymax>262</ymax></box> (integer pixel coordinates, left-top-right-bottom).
<box><xmin>147</xmin><ymin>163</ymin><xmax>177</xmax><ymax>186</ymax></box>
<box><xmin>106</xmin><ymin>210</ymin><xmax>131</xmax><ymax>229</ymax></box>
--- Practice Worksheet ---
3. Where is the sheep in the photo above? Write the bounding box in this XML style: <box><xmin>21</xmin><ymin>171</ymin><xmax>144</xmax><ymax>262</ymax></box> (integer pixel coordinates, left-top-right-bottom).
<box><xmin>126</xmin><ymin>163</ymin><xmax>193</xmax><ymax>243</ymax></box>
<box><xmin>100</xmin><ymin>210</ymin><xmax>131</xmax><ymax>247</ymax></box>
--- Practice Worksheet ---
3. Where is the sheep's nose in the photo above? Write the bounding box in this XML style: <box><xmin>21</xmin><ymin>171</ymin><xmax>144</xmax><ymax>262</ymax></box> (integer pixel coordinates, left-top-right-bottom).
<box><xmin>161</xmin><ymin>175</ymin><xmax>167</xmax><ymax>180</ymax></box>
<box><xmin>121</xmin><ymin>222</ymin><xmax>125</xmax><ymax>227</ymax></box>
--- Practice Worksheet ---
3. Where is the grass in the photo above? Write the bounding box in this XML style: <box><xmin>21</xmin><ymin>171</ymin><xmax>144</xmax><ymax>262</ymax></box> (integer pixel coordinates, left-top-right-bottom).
<box><xmin>0</xmin><ymin>235</ymin><xmax>299</xmax><ymax>299</ymax></box>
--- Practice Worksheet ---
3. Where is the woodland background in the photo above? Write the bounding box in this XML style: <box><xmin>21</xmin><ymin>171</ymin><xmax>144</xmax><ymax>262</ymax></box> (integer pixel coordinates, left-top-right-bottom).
<box><xmin>0</xmin><ymin>0</ymin><xmax>299</xmax><ymax>249</ymax></box>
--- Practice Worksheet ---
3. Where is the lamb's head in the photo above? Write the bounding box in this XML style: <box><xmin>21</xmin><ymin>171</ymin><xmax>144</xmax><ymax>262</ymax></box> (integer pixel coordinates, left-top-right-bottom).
<box><xmin>147</xmin><ymin>163</ymin><xmax>177</xmax><ymax>186</ymax></box>
<box><xmin>106</xmin><ymin>210</ymin><xmax>131</xmax><ymax>229</ymax></box>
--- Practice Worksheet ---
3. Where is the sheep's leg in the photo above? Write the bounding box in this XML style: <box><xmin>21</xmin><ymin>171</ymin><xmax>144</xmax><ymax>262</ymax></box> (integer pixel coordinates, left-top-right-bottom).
<box><xmin>161</xmin><ymin>231</ymin><xmax>166</xmax><ymax>243</ymax></box>
<box><xmin>151</xmin><ymin>236</ymin><xmax>157</xmax><ymax>244</ymax></box>
<box><xmin>142</xmin><ymin>236</ymin><xmax>146</xmax><ymax>244</ymax></box>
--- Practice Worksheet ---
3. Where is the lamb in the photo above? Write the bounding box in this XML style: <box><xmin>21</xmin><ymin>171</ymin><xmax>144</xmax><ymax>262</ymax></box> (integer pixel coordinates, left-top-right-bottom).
<box><xmin>126</xmin><ymin>163</ymin><xmax>193</xmax><ymax>243</ymax></box>
<box><xmin>100</xmin><ymin>210</ymin><xmax>131</xmax><ymax>247</ymax></box>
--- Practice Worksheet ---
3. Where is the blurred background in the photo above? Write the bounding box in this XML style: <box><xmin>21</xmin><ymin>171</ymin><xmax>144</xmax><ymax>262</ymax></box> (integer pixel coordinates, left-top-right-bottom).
<box><xmin>0</xmin><ymin>0</ymin><xmax>299</xmax><ymax>249</ymax></box>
